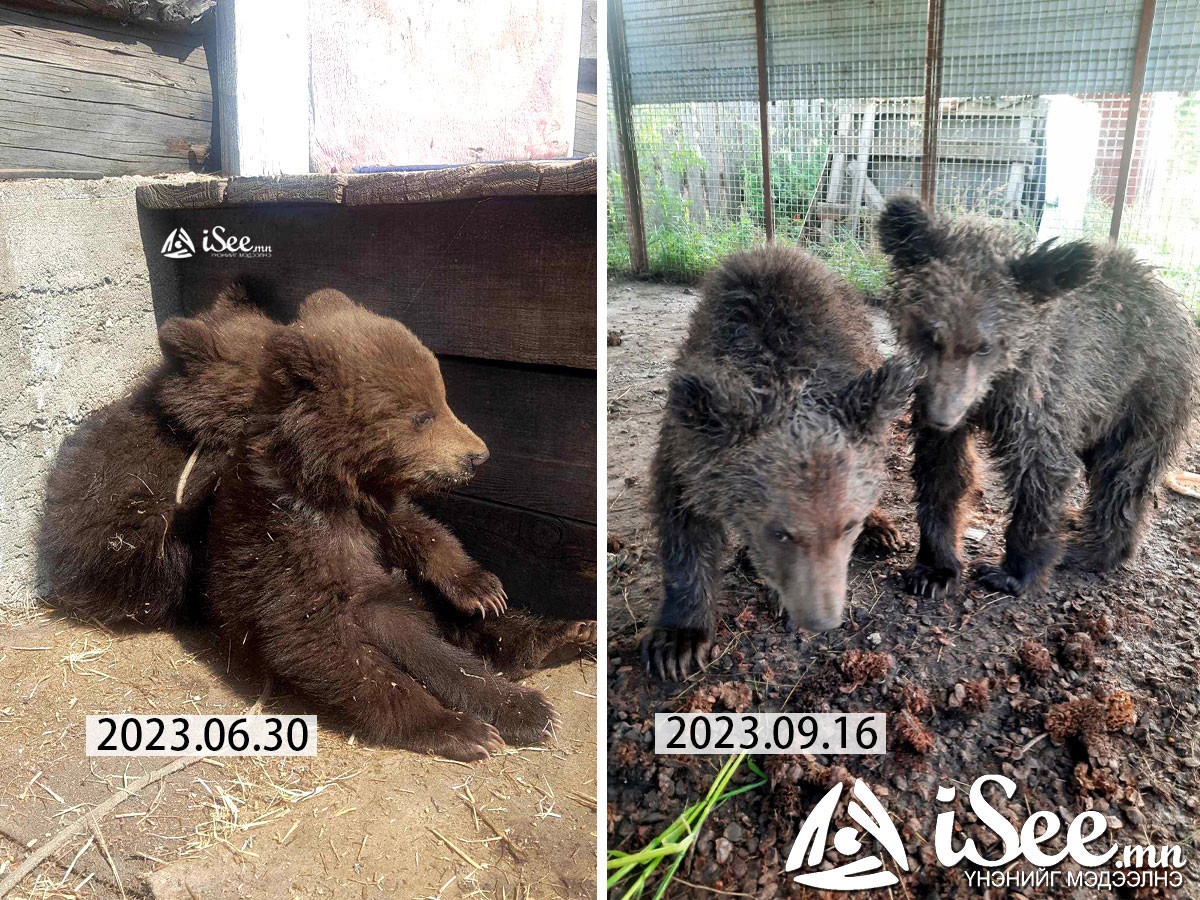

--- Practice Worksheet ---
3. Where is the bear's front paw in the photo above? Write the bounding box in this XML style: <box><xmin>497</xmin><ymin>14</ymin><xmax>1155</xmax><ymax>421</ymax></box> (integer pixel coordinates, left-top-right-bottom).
<box><xmin>427</xmin><ymin>716</ymin><xmax>505</xmax><ymax>762</ymax></box>
<box><xmin>491</xmin><ymin>686</ymin><xmax>559</xmax><ymax>746</ymax></box>
<box><xmin>901</xmin><ymin>562</ymin><xmax>961</xmax><ymax>600</ymax></box>
<box><xmin>640</xmin><ymin>626</ymin><xmax>715</xmax><ymax>682</ymax></box>
<box><xmin>441</xmin><ymin>567</ymin><xmax>507</xmax><ymax>618</ymax></box>
<box><xmin>973</xmin><ymin>563</ymin><xmax>1038</xmax><ymax>596</ymax></box>
<box><xmin>856</xmin><ymin>511</ymin><xmax>906</xmax><ymax>557</ymax></box>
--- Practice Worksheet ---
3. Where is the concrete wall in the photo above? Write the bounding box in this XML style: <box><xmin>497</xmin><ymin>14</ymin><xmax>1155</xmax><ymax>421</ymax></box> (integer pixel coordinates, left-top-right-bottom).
<box><xmin>0</xmin><ymin>176</ymin><xmax>181</xmax><ymax>615</ymax></box>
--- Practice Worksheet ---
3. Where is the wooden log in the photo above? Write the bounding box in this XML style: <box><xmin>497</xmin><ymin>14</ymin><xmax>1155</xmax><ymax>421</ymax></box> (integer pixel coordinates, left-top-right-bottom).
<box><xmin>136</xmin><ymin>178</ymin><xmax>226</xmax><ymax>209</ymax></box>
<box><xmin>4</xmin><ymin>0</ymin><xmax>213</xmax><ymax>31</ymax></box>
<box><xmin>343</xmin><ymin>159</ymin><xmax>596</xmax><ymax>206</ymax></box>
<box><xmin>439</xmin><ymin>358</ymin><xmax>596</xmax><ymax>523</ymax></box>
<box><xmin>135</xmin><ymin>160</ymin><xmax>597</xmax><ymax>209</ymax></box>
<box><xmin>151</xmin><ymin>195</ymin><xmax>597</xmax><ymax>369</ymax></box>
<box><xmin>0</xmin><ymin>5</ymin><xmax>212</xmax><ymax>176</ymax></box>
<box><xmin>223</xmin><ymin>174</ymin><xmax>346</xmax><ymax>206</ymax></box>
<box><xmin>419</xmin><ymin>493</ymin><xmax>595</xmax><ymax>620</ymax></box>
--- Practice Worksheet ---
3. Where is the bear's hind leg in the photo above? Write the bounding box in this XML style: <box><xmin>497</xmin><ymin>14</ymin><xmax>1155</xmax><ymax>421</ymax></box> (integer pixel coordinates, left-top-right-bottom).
<box><xmin>439</xmin><ymin>612</ymin><xmax>596</xmax><ymax>676</ymax></box>
<box><xmin>1069</xmin><ymin>412</ymin><xmax>1178</xmax><ymax>572</ymax></box>
<box><xmin>356</xmin><ymin>600</ymin><xmax>560</xmax><ymax>747</ymax></box>
<box><xmin>262</xmin><ymin>620</ymin><xmax>503</xmax><ymax>760</ymax></box>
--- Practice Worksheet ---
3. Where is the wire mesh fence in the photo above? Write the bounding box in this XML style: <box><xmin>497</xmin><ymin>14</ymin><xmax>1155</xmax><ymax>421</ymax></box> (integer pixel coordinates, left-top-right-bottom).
<box><xmin>608</xmin><ymin>0</ymin><xmax>1200</xmax><ymax>307</ymax></box>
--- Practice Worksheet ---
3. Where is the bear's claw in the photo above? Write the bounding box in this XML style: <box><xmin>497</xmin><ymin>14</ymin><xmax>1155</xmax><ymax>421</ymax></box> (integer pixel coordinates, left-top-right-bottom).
<box><xmin>444</xmin><ymin>568</ymin><xmax>507</xmax><ymax>619</ymax></box>
<box><xmin>972</xmin><ymin>563</ymin><xmax>1035</xmax><ymax>596</ymax></box>
<box><xmin>430</xmin><ymin>718</ymin><xmax>505</xmax><ymax>762</ymax></box>
<box><xmin>490</xmin><ymin>686</ymin><xmax>559</xmax><ymax>747</ymax></box>
<box><xmin>856</xmin><ymin>511</ymin><xmax>905</xmax><ymax>556</ymax></box>
<box><xmin>901</xmin><ymin>562</ymin><xmax>960</xmax><ymax>600</ymax></box>
<box><xmin>641</xmin><ymin>627</ymin><xmax>715</xmax><ymax>682</ymax></box>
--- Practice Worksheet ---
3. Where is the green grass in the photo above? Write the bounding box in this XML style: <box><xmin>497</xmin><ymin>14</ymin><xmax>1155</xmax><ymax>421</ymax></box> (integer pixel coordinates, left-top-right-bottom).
<box><xmin>606</xmin><ymin>755</ymin><xmax>768</xmax><ymax>900</ymax></box>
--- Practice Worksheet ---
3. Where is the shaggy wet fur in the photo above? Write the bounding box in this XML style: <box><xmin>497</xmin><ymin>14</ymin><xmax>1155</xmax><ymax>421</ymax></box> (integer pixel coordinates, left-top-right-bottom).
<box><xmin>39</xmin><ymin>286</ymin><xmax>276</xmax><ymax>626</ymax></box>
<box><xmin>879</xmin><ymin>196</ymin><xmax>1199</xmax><ymax>598</ymax></box>
<box><xmin>643</xmin><ymin>245</ymin><xmax>915</xmax><ymax>681</ymax></box>
<box><xmin>203</xmin><ymin>290</ymin><xmax>592</xmax><ymax>759</ymax></box>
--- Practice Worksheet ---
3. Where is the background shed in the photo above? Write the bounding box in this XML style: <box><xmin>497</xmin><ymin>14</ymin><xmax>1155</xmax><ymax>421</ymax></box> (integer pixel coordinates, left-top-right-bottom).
<box><xmin>608</xmin><ymin>0</ymin><xmax>1200</xmax><ymax>305</ymax></box>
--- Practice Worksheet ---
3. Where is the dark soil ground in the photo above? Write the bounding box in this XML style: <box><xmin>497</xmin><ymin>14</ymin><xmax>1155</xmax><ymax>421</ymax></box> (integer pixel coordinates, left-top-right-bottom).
<box><xmin>606</xmin><ymin>276</ymin><xmax>1200</xmax><ymax>899</ymax></box>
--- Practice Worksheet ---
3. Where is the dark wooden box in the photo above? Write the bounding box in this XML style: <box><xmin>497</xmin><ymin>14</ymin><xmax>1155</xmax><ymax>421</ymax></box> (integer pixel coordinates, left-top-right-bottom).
<box><xmin>137</xmin><ymin>159</ymin><xmax>597</xmax><ymax>619</ymax></box>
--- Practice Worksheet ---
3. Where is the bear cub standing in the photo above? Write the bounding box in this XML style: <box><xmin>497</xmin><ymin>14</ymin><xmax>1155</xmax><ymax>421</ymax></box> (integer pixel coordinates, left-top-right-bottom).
<box><xmin>879</xmin><ymin>197</ymin><xmax>1199</xmax><ymax>598</ymax></box>
<box><xmin>643</xmin><ymin>245</ymin><xmax>914</xmax><ymax>681</ymax></box>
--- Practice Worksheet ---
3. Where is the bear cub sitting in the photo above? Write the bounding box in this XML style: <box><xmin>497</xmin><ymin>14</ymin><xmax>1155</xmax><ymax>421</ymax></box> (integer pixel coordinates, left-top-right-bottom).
<box><xmin>643</xmin><ymin>245</ymin><xmax>914</xmax><ymax>681</ymax></box>
<box><xmin>43</xmin><ymin>288</ymin><xmax>593</xmax><ymax>761</ymax></box>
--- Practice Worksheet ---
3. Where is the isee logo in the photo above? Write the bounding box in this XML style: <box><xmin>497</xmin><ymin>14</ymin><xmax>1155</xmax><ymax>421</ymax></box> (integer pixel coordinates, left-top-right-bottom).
<box><xmin>785</xmin><ymin>774</ymin><xmax>1186</xmax><ymax>892</ymax></box>
<box><xmin>159</xmin><ymin>225</ymin><xmax>271</xmax><ymax>260</ymax></box>
<box><xmin>160</xmin><ymin>227</ymin><xmax>195</xmax><ymax>259</ymax></box>
<box><xmin>786</xmin><ymin>779</ymin><xmax>909</xmax><ymax>890</ymax></box>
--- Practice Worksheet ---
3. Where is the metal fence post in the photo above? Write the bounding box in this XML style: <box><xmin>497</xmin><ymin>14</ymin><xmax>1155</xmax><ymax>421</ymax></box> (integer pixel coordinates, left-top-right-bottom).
<box><xmin>608</xmin><ymin>0</ymin><xmax>649</xmax><ymax>273</ymax></box>
<box><xmin>920</xmin><ymin>0</ymin><xmax>946</xmax><ymax>206</ymax></box>
<box><xmin>1110</xmin><ymin>0</ymin><xmax>1158</xmax><ymax>242</ymax></box>
<box><xmin>754</xmin><ymin>0</ymin><xmax>775</xmax><ymax>242</ymax></box>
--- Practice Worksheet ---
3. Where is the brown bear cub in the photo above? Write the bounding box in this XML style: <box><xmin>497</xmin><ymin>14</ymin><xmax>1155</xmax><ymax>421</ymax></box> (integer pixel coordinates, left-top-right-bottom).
<box><xmin>878</xmin><ymin>197</ymin><xmax>1199</xmax><ymax>599</ymax></box>
<box><xmin>205</xmin><ymin>290</ymin><xmax>591</xmax><ymax>760</ymax></box>
<box><xmin>642</xmin><ymin>245</ymin><xmax>915</xmax><ymax>681</ymax></box>
<box><xmin>42</xmin><ymin>287</ymin><xmax>593</xmax><ymax>760</ymax></box>
<box><xmin>39</xmin><ymin>285</ymin><xmax>277</xmax><ymax>627</ymax></box>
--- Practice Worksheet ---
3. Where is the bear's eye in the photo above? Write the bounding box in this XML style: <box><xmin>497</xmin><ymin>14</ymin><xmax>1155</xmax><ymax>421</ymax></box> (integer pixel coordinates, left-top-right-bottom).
<box><xmin>772</xmin><ymin>528</ymin><xmax>795</xmax><ymax>544</ymax></box>
<box><xmin>412</xmin><ymin>411</ymin><xmax>435</xmax><ymax>431</ymax></box>
<box><xmin>842</xmin><ymin>521</ymin><xmax>859</xmax><ymax>536</ymax></box>
<box><xmin>977</xmin><ymin>340</ymin><xmax>992</xmax><ymax>356</ymax></box>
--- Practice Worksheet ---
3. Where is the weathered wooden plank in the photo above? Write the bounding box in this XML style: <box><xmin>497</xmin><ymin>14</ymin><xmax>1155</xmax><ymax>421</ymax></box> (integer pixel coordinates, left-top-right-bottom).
<box><xmin>419</xmin><ymin>493</ymin><xmax>595</xmax><ymax>620</ymax></box>
<box><xmin>136</xmin><ymin>160</ymin><xmax>598</xmax><ymax>209</ymax></box>
<box><xmin>0</xmin><ymin>5</ymin><xmax>212</xmax><ymax>175</ymax></box>
<box><xmin>214</xmin><ymin>0</ymin><xmax>310</xmax><ymax>177</ymax></box>
<box><xmin>343</xmin><ymin>159</ymin><xmax>596</xmax><ymax>206</ymax></box>
<box><xmin>222</xmin><ymin>174</ymin><xmax>346</xmax><ymax>206</ymax></box>
<box><xmin>5</xmin><ymin>0</ymin><xmax>213</xmax><ymax>31</ymax></box>
<box><xmin>136</xmin><ymin>178</ymin><xmax>226</xmax><ymax>209</ymax></box>
<box><xmin>439</xmin><ymin>357</ymin><xmax>596</xmax><ymax>523</ymax></box>
<box><xmin>151</xmin><ymin>195</ymin><xmax>597</xmax><ymax>369</ymax></box>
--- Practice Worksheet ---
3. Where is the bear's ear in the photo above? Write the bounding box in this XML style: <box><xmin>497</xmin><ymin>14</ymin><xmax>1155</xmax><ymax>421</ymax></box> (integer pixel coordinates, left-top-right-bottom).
<box><xmin>298</xmin><ymin>288</ymin><xmax>356</xmax><ymax>321</ymax></box>
<box><xmin>828</xmin><ymin>356</ymin><xmax>916</xmax><ymax>438</ymax></box>
<box><xmin>264</xmin><ymin>328</ymin><xmax>336</xmax><ymax>394</ymax></box>
<box><xmin>668</xmin><ymin>365</ymin><xmax>764</xmax><ymax>446</ymax></box>
<box><xmin>159</xmin><ymin>317</ymin><xmax>219</xmax><ymax>367</ymax></box>
<box><xmin>1010</xmin><ymin>239</ymin><xmax>1096</xmax><ymax>303</ymax></box>
<box><xmin>878</xmin><ymin>196</ymin><xmax>945</xmax><ymax>268</ymax></box>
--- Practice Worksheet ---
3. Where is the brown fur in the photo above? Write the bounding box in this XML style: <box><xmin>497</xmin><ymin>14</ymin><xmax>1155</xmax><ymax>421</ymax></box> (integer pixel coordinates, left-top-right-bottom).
<box><xmin>203</xmin><ymin>291</ymin><xmax>591</xmax><ymax>759</ymax></box>
<box><xmin>38</xmin><ymin>285</ymin><xmax>277</xmax><ymax>626</ymax></box>
<box><xmin>879</xmin><ymin>197</ymin><xmax>1199</xmax><ymax>597</ymax></box>
<box><xmin>41</xmin><ymin>287</ymin><xmax>594</xmax><ymax>759</ymax></box>
<box><xmin>642</xmin><ymin>245</ymin><xmax>915</xmax><ymax>680</ymax></box>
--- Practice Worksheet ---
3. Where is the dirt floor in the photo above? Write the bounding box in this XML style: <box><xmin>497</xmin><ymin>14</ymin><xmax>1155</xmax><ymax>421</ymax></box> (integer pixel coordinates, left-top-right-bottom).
<box><xmin>0</xmin><ymin>612</ymin><xmax>597</xmax><ymax>900</ymax></box>
<box><xmin>606</xmin><ymin>276</ymin><xmax>1200</xmax><ymax>898</ymax></box>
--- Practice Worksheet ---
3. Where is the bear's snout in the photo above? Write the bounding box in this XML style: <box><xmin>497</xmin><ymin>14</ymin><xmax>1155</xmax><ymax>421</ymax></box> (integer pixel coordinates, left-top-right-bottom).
<box><xmin>461</xmin><ymin>450</ymin><xmax>490</xmax><ymax>473</ymax></box>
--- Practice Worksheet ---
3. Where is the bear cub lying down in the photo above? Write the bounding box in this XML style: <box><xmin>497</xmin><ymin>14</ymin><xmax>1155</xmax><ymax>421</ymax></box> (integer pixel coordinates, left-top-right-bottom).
<box><xmin>42</xmin><ymin>288</ymin><xmax>593</xmax><ymax>761</ymax></box>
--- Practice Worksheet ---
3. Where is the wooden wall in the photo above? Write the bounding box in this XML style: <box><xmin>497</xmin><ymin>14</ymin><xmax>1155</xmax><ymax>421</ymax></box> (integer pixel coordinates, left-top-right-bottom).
<box><xmin>0</xmin><ymin>3</ymin><xmax>213</xmax><ymax>177</ymax></box>
<box><xmin>138</xmin><ymin>163</ymin><xmax>597</xmax><ymax>619</ymax></box>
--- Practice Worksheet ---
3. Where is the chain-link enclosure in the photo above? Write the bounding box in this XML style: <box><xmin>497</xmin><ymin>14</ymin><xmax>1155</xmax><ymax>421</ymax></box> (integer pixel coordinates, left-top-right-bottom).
<box><xmin>608</xmin><ymin>0</ymin><xmax>1200</xmax><ymax>306</ymax></box>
